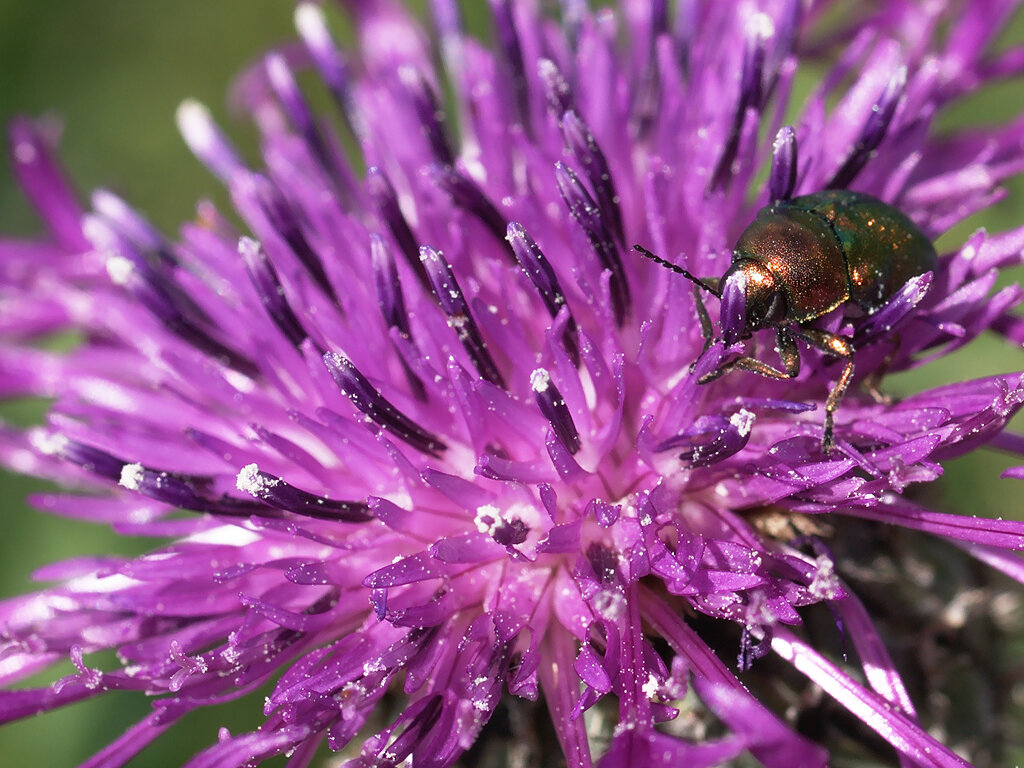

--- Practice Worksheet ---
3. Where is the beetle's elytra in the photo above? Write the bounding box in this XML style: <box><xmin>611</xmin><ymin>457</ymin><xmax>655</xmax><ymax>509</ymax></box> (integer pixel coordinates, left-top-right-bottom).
<box><xmin>636</xmin><ymin>190</ymin><xmax>938</xmax><ymax>452</ymax></box>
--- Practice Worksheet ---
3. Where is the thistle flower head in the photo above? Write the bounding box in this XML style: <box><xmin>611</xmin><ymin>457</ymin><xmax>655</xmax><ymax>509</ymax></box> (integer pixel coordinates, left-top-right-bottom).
<box><xmin>3</xmin><ymin>2</ymin><xmax>1024</xmax><ymax>766</ymax></box>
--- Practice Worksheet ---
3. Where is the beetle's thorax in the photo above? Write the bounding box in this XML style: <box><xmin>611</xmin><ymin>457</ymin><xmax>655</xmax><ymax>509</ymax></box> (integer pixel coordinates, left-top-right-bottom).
<box><xmin>719</xmin><ymin>257</ymin><xmax>787</xmax><ymax>345</ymax></box>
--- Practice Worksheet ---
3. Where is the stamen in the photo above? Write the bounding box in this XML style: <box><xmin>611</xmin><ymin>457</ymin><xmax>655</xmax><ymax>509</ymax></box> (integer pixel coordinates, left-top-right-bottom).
<box><xmin>769</xmin><ymin>125</ymin><xmax>798</xmax><ymax>202</ymax></box>
<box><xmin>559</xmin><ymin>0</ymin><xmax>587</xmax><ymax>48</ymax></box>
<box><xmin>8</xmin><ymin>118</ymin><xmax>87</xmax><ymax>250</ymax></box>
<box><xmin>397</xmin><ymin>65</ymin><xmax>456</xmax><ymax>166</ymax></box>
<box><xmin>490</xmin><ymin>0</ymin><xmax>530</xmax><ymax>129</ymax></box>
<box><xmin>294</xmin><ymin>3</ymin><xmax>362</xmax><ymax>139</ymax></box>
<box><xmin>238</xmin><ymin>237</ymin><xmax>309</xmax><ymax>349</ymax></box>
<box><xmin>116</xmin><ymin>464</ymin><xmax>264</xmax><ymax>516</ymax></box>
<box><xmin>371</xmin><ymin>234</ymin><xmax>412</xmax><ymax>336</ymax></box>
<box><xmin>709</xmin><ymin>14</ymin><xmax>773</xmax><ymax>191</ymax></box>
<box><xmin>554</xmin><ymin>162</ymin><xmax>630</xmax><ymax>324</ymax></box>
<box><xmin>100</xmin><ymin>239</ymin><xmax>259</xmax><ymax>377</ymax></box>
<box><xmin>323</xmin><ymin>351</ymin><xmax>447</xmax><ymax>455</ymax></box>
<box><xmin>531</xmin><ymin>368</ymin><xmax>581</xmax><ymax>454</ymax></box>
<box><xmin>429</xmin><ymin>0</ymin><xmax>463</xmax><ymax>64</ymax></box>
<box><xmin>92</xmin><ymin>190</ymin><xmax>176</xmax><ymax>268</ymax></box>
<box><xmin>371</xmin><ymin>234</ymin><xmax>427</xmax><ymax>400</ymax></box>
<box><xmin>265</xmin><ymin>53</ymin><xmax>350</xmax><ymax>202</ymax></box>
<box><xmin>631</xmin><ymin>1</ymin><xmax>669</xmax><ymax>137</ymax></box>
<box><xmin>52</xmin><ymin>440</ymin><xmax>266</xmax><ymax>516</ymax></box>
<box><xmin>506</xmin><ymin>222</ymin><xmax>580</xmax><ymax>364</ymax></box>
<box><xmin>827</xmin><ymin>66</ymin><xmax>906</xmax><ymax>190</ymax></box>
<box><xmin>674</xmin><ymin>0</ymin><xmax>696</xmax><ymax>73</ymax></box>
<box><xmin>49</xmin><ymin>438</ymin><xmax>125</xmax><ymax>481</ymax></box>
<box><xmin>428</xmin><ymin>164</ymin><xmax>514</xmax><ymax>261</ymax></box>
<box><xmin>561</xmin><ymin>111</ymin><xmax>625</xmax><ymax>246</ymax></box>
<box><xmin>247</xmin><ymin>174</ymin><xmax>338</xmax><ymax>303</ymax></box>
<box><xmin>739</xmin><ymin>15</ymin><xmax>771</xmax><ymax>113</ymax></box>
<box><xmin>419</xmin><ymin>246</ymin><xmax>507</xmax><ymax>388</ymax></box>
<box><xmin>236</xmin><ymin>463</ymin><xmax>372</xmax><ymax>522</ymax></box>
<box><xmin>175</xmin><ymin>100</ymin><xmax>246</xmax><ymax>184</ymax></box>
<box><xmin>657</xmin><ymin>412</ymin><xmax>755</xmax><ymax>466</ymax></box>
<box><xmin>366</xmin><ymin>167</ymin><xmax>430</xmax><ymax>288</ymax></box>
<box><xmin>538</xmin><ymin>59</ymin><xmax>575</xmax><ymax>118</ymax></box>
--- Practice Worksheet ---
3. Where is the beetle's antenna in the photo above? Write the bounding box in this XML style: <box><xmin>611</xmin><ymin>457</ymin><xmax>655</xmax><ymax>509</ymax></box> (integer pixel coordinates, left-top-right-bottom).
<box><xmin>632</xmin><ymin>244</ymin><xmax>722</xmax><ymax>297</ymax></box>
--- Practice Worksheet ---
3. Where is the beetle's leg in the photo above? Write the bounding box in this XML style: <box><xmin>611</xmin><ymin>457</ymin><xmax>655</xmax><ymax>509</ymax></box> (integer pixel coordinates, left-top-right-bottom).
<box><xmin>693</xmin><ymin>285</ymin><xmax>714</xmax><ymax>363</ymax></box>
<box><xmin>863</xmin><ymin>334</ymin><xmax>900</xmax><ymax>404</ymax></box>
<box><xmin>792</xmin><ymin>328</ymin><xmax>855</xmax><ymax>452</ymax></box>
<box><xmin>699</xmin><ymin>327</ymin><xmax>800</xmax><ymax>383</ymax></box>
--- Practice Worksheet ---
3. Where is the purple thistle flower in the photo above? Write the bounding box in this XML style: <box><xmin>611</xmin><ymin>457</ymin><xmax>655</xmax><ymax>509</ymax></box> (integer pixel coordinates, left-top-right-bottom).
<box><xmin>3</xmin><ymin>1</ymin><xmax>1024</xmax><ymax>766</ymax></box>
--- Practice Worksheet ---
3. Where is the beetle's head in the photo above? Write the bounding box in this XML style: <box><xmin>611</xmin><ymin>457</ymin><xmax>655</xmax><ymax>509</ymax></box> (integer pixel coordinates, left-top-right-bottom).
<box><xmin>719</xmin><ymin>258</ymin><xmax>787</xmax><ymax>346</ymax></box>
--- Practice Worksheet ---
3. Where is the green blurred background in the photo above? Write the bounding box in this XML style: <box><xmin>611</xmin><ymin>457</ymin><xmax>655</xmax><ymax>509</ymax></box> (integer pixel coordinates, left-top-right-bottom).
<box><xmin>0</xmin><ymin>1</ymin><xmax>1022</xmax><ymax>766</ymax></box>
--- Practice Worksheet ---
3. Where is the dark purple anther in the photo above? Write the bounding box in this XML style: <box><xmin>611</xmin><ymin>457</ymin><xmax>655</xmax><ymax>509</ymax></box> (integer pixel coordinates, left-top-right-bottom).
<box><xmin>489</xmin><ymin>0</ymin><xmax>530</xmax><ymax>129</ymax></box>
<box><xmin>559</xmin><ymin>0</ymin><xmax>587</xmax><ymax>47</ymax></box>
<box><xmin>506</xmin><ymin>222</ymin><xmax>580</xmax><ymax>364</ymax></box>
<box><xmin>419</xmin><ymin>246</ymin><xmax>507</xmax><ymax>388</ymax></box>
<box><xmin>295</xmin><ymin>3</ymin><xmax>362</xmax><ymax>140</ymax></box>
<box><xmin>239</xmin><ymin>237</ymin><xmax>309</xmax><ymax>349</ymax></box>
<box><xmin>493</xmin><ymin>517</ymin><xmax>529</xmax><ymax>546</ymax></box>
<box><xmin>429</xmin><ymin>164</ymin><xmax>515</xmax><ymax>262</ymax></box>
<box><xmin>382</xmin><ymin>695</ymin><xmax>446</xmax><ymax>766</ymax></box>
<box><xmin>554</xmin><ymin>161</ymin><xmax>630</xmax><ymax>324</ymax></box>
<box><xmin>538</xmin><ymin>59</ymin><xmax>575</xmax><ymax>118</ymax></box>
<box><xmin>49</xmin><ymin>437</ymin><xmax>125</xmax><ymax>481</ymax></box>
<box><xmin>531</xmin><ymin>368</ymin><xmax>581</xmax><ymax>454</ymax></box>
<box><xmin>561</xmin><ymin>111</ymin><xmax>625</xmax><ymax>246</ymax></box>
<box><xmin>769</xmin><ymin>126</ymin><xmax>798</xmax><ymax>202</ymax></box>
<box><xmin>661</xmin><ymin>412</ymin><xmax>755</xmax><ymax>466</ymax></box>
<box><xmin>371</xmin><ymin>234</ymin><xmax>412</xmax><ymax>336</ymax></box>
<box><xmin>650</xmin><ymin>0</ymin><xmax>669</xmax><ymax>39</ymax></box>
<box><xmin>371</xmin><ymin>234</ymin><xmax>426</xmax><ymax>399</ymax></box>
<box><xmin>264</xmin><ymin>53</ymin><xmax>320</xmax><ymax>161</ymax></box>
<box><xmin>739</xmin><ymin>18</ymin><xmax>768</xmax><ymax>112</ymax></box>
<box><xmin>632</xmin><ymin>0</ymin><xmax>668</xmax><ymax>136</ymax></box>
<box><xmin>93</xmin><ymin>190</ymin><xmax>176</xmax><ymax>268</ymax></box>
<box><xmin>586</xmin><ymin>543</ymin><xmax>621</xmax><ymax>584</ymax></box>
<box><xmin>429</xmin><ymin>0</ymin><xmax>466</xmax><ymax>103</ymax></box>
<box><xmin>117</xmin><ymin>463</ymin><xmax>266</xmax><ymax>516</ymax></box>
<box><xmin>852</xmin><ymin>272</ymin><xmax>932</xmax><ymax>347</ymax></box>
<box><xmin>674</xmin><ymin>2</ymin><xmax>697</xmax><ymax>72</ymax></box>
<box><xmin>236</xmin><ymin>464</ymin><xmax>373</xmax><ymax>522</ymax></box>
<box><xmin>709</xmin><ymin>15</ymin><xmax>772</xmax><ymax>191</ymax></box>
<box><xmin>827</xmin><ymin>67</ymin><xmax>906</xmax><ymax>190</ymax></box>
<box><xmin>323</xmin><ymin>351</ymin><xmax>447</xmax><ymax>455</ymax></box>
<box><xmin>265</xmin><ymin>53</ymin><xmax>351</xmax><ymax>203</ymax></box>
<box><xmin>366</xmin><ymin>167</ymin><xmax>430</xmax><ymax>288</ymax></box>
<box><xmin>105</xmin><ymin>248</ymin><xmax>259</xmax><ymax>377</ymax></box>
<box><xmin>770</xmin><ymin>0</ymin><xmax>802</xmax><ymax>87</ymax></box>
<box><xmin>52</xmin><ymin>440</ymin><xmax>264</xmax><ymax>516</ymax></box>
<box><xmin>398</xmin><ymin>65</ymin><xmax>456</xmax><ymax>166</ymax></box>
<box><xmin>250</xmin><ymin>175</ymin><xmax>338</xmax><ymax>303</ymax></box>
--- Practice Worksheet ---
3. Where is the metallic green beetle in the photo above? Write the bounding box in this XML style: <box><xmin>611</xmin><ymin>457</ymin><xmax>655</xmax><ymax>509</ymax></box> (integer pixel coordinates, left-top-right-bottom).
<box><xmin>636</xmin><ymin>190</ymin><xmax>938</xmax><ymax>451</ymax></box>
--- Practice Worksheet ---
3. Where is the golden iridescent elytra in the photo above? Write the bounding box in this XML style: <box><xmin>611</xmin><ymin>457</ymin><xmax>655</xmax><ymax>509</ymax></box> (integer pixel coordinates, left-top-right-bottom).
<box><xmin>636</xmin><ymin>190</ymin><xmax>938</xmax><ymax>452</ymax></box>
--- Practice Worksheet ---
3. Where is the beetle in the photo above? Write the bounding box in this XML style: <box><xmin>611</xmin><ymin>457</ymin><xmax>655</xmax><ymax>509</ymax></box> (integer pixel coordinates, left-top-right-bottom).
<box><xmin>635</xmin><ymin>189</ymin><xmax>937</xmax><ymax>452</ymax></box>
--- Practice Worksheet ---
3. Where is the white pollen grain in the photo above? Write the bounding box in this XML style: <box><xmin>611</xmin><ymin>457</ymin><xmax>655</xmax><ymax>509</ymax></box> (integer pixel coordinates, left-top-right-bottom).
<box><xmin>530</xmin><ymin>368</ymin><xmax>551</xmax><ymax>393</ymax></box>
<box><xmin>236</xmin><ymin>463</ymin><xmax>278</xmax><ymax>496</ymax></box>
<box><xmin>105</xmin><ymin>255</ymin><xmax>135</xmax><ymax>286</ymax></box>
<box><xmin>729</xmin><ymin>409</ymin><xmax>756</xmax><ymax>436</ymax></box>
<box><xmin>119</xmin><ymin>462</ymin><xmax>145</xmax><ymax>491</ymax></box>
